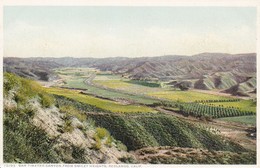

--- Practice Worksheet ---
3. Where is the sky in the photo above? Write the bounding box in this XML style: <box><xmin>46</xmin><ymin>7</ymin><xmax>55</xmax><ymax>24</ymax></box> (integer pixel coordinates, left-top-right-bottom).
<box><xmin>4</xmin><ymin>6</ymin><xmax>257</xmax><ymax>58</ymax></box>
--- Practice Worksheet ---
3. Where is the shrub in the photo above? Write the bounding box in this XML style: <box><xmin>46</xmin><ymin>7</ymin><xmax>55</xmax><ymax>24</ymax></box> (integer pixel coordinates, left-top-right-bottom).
<box><xmin>63</xmin><ymin>118</ymin><xmax>74</xmax><ymax>133</ymax></box>
<box><xmin>119</xmin><ymin>156</ymin><xmax>136</xmax><ymax>164</ymax></box>
<box><xmin>71</xmin><ymin>146</ymin><xmax>89</xmax><ymax>163</ymax></box>
<box><xmin>40</xmin><ymin>93</ymin><xmax>55</xmax><ymax>108</ymax></box>
<box><xmin>105</xmin><ymin>136</ymin><xmax>113</xmax><ymax>147</ymax></box>
<box><xmin>92</xmin><ymin>134</ymin><xmax>102</xmax><ymax>150</ymax></box>
<box><xmin>96</xmin><ymin>127</ymin><xmax>109</xmax><ymax>139</ymax></box>
<box><xmin>116</xmin><ymin>142</ymin><xmax>127</xmax><ymax>151</ymax></box>
<box><xmin>4</xmin><ymin>72</ymin><xmax>54</xmax><ymax>108</ymax></box>
<box><xmin>3</xmin><ymin>73</ymin><xmax>21</xmax><ymax>95</ymax></box>
<box><xmin>59</xmin><ymin>105</ymin><xmax>86</xmax><ymax>122</ymax></box>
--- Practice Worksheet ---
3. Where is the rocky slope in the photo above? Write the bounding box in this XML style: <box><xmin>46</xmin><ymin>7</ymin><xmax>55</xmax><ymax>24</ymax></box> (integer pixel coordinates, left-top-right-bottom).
<box><xmin>3</xmin><ymin>73</ymin><xmax>136</xmax><ymax>163</ymax></box>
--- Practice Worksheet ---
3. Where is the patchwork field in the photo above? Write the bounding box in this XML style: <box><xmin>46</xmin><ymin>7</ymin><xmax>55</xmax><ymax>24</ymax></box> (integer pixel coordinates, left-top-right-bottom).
<box><xmin>46</xmin><ymin>87</ymin><xmax>157</xmax><ymax>113</ymax></box>
<box><xmin>64</xmin><ymin>77</ymin><xmax>159</xmax><ymax>105</ymax></box>
<box><xmin>50</xmin><ymin>67</ymin><xmax>257</xmax><ymax>121</ymax></box>
<box><xmin>58</xmin><ymin>68</ymin><xmax>234</xmax><ymax>101</ymax></box>
<box><xmin>55</xmin><ymin>68</ymin><xmax>256</xmax><ymax>116</ymax></box>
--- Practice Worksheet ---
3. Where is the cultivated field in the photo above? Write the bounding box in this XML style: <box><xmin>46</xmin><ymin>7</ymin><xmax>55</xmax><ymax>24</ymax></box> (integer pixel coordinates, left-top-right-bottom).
<box><xmin>46</xmin><ymin>87</ymin><xmax>157</xmax><ymax>113</ymax></box>
<box><xmin>147</xmin><ymin>90</ymin><xmax>232</xmax><ymax>102</ymax></box>
<box><xmin>54</xmin><ymin>68</ymin><xmax>160</xmax><ymax>104</ymax></box>
<box><xmin>53</xmin><ymin>68</ymin><xmax>256</xmax><ymax>125</ymax></box>
<box><xmin>93</xmin><ymin>74</ymin><xmax>162</xmax><ymax>94</ymax></box>
<box><xmin>203</xmin><ymin>100</ymin><xmax>256</xmax><ymax>113</ymax></box>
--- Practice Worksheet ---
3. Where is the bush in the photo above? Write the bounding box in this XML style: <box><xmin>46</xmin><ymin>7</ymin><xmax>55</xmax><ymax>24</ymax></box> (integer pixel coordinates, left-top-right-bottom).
<box><xmin>40</xmin><ymin>93</ymin><xmax>55</xmax><ymax>108</ymax></box>
<box><xmin>59</xmin><ymin>105</ymin><xmax>86</xmax><ymax>122</ymax></box>
<box><xmin>96</xmin><ymin>127</ymin><xmax>109</xmax><ymax>139</ymax></box>
<box><xmin>92</xmin><ymin>134</ymin><xmax>101</xmax><ymax>150</ymax></box>
<box><xmin>116</xmin><ymin>142</ymin><xmax>127</xmax><ymax>151</ymax></box>
<box><xmin>119</xmin><ymin>156</ymin><xmax>136</xmax><ymax>164</ymax></box>
<box><xmin>3</xmin><ymin>73</ymin><xmax>21</xmax><ymax>95</ymax></box>
<box><xmin>4</xmin><ymin>72</ymin><xmax>54</xmax><ymax>108</ymax></box>
<box><xmin>71</xmin><ymin>146</ymin><xmax>89</xmax><ymax>163</ymax></box>
<box><xmin>63</xmin><ymin>118</ymin><xmax>74</xmax><ymax>133</ymax></box>
<box><xmin>105</xmin><ymin>136</ymin><xmax>113</xmax><ymax>147</ymax></box>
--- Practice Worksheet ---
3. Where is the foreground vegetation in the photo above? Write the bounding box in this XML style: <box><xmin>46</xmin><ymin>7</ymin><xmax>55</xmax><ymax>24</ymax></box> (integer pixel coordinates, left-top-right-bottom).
<box><xmin>4</xmin><ymin>111</ymin><xmax>59</xmax><ymax>163</ymax></box>
<box><xmin>4</xmin><ymin>73</ymin><xmax>58</xmax><ymax>163</ymax></box>
<box><xmin>4</xmin><ymin>73</ymin><xmax>131</xmax><ymax>163</ymax></box>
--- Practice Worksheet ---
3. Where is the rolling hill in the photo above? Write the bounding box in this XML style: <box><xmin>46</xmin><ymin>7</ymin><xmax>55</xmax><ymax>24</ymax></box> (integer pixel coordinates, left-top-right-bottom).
<box><xmin>4</xmin><ymin>53</ymin><xmax>256</xmax><ymax>95</ymax></box>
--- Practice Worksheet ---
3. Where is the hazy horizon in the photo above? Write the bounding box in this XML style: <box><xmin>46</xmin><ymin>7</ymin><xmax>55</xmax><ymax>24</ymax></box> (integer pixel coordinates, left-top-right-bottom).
<box><xmin>3</xmin><ymin>51</ymin><xmax>256</xmax><ymax>59</ymax></box>
<box><xmin>4</xmin><ymin>6</ymin><xmax>256</xmax><ymax>58</ymax></box>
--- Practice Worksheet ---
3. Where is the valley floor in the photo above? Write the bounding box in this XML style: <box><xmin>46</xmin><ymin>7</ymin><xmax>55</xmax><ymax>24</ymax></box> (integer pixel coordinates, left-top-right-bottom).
<box><xmin>35</xmin><ymin>68</ymin><xmax>256</xmax><ymax>163</ymax></box>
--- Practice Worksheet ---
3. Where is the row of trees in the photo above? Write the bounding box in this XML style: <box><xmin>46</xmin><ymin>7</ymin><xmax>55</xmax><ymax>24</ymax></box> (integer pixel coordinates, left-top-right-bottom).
<box><xmin>194</xmin><ymin>99</ymin><xmax>240</xmax><ymax>103</ymax></box>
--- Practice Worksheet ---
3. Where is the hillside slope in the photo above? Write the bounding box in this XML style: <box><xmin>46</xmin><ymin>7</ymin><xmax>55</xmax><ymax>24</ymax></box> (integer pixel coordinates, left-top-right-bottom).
<box><xmin>3</xmin><ymin>73</ymin><xmax>135</xmax><ymax>163</ymax></box>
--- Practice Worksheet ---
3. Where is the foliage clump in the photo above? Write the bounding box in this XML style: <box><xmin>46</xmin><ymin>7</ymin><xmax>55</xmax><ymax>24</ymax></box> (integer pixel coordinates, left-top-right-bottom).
<box><xmin>92</xmin><ymin>127</ymin><xmax>114</xmax><ymax>150</ymax></box>
<box><xmin>4</xmin><ymin>72</ymin><xmax>54</xmax><ymax>108</ymax></box>
<box><xmin>60</xmin><ymin>105</ymin><xmax>86</xmax><ymax>122</ymax></box>
<box><xmin>96</xmin><ymin>127</ymin><xmax>110</xmax><ymax>139</ymax></box>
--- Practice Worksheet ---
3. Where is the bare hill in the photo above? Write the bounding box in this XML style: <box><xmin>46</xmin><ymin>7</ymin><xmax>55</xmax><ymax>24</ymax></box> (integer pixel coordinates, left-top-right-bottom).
<box><xmin>4</xmin><ymin>53</ymin><xmax>256</xmax><ymax>93</ymax></box>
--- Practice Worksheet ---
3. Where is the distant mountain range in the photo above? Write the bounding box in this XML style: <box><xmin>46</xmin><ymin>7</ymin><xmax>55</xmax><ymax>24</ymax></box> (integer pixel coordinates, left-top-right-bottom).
<box><xmin>4</xmin><ymin>52</ymin><xmax>256</xmax><ymax>96</ymax></box>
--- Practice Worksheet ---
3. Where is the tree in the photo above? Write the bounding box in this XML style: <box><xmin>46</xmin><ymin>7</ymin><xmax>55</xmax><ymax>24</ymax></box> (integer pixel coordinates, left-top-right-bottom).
<box><xmin>179</xmin><ymin>84</ymin><xmax>189</xmax><ymax>91</ymax></box>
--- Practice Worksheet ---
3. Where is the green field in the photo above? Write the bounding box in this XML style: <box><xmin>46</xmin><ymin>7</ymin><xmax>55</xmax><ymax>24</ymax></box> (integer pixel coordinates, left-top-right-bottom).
<box><xmin>204</xmin><ymin>100</ymin><xmax>256</xmax><ymax>112</ymax></box>
<box><xmin>218</xmin><ymin>115</ymin><xmax>256</xmax><ymax>126</ymax></box>
<box><xmin>64</xmin><ymin>77</ymin><xmax>159</xmax><ymax>104</ymax></box>
<box><xmin>93</xmin><ymin>79</ymin><xmax>133</xmax><ymax>89</ymax></box>
<box><xmin>147</xmin><ymin>90</ymin><xmax>232</xmax><ymax>102</ymax></box>
<box><xmin>93</xmin><ymin>75</ymin><xmax>161</xmax><ymax>94</ymax></box>
<box><xmin>46</xmin><ymin>87</ymin><xmax>157</xmax><ymax>113</ymax></box>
